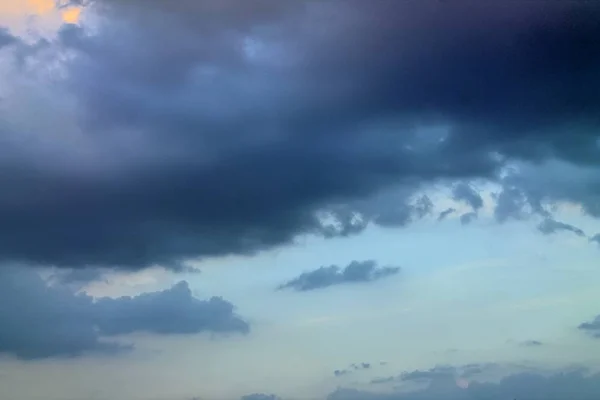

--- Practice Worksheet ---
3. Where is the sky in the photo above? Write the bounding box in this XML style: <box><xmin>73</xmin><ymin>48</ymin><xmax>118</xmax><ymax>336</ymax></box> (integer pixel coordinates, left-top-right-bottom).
<box><xmin>1</xmin><ymin>1</ymin><xmax>600</xmax><ymax>399</ymax></box>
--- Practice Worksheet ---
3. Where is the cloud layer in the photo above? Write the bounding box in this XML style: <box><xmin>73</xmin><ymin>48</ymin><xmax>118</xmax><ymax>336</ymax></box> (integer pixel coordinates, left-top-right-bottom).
<box><xmin>329</xmin><ymin>369</ymin><xmax>600</xmax><ymax>400</ymax></box>
<box><xmin>0</xmin><ymin>1</ymin><xmax>598</xmax><ymax>271</ymax></box>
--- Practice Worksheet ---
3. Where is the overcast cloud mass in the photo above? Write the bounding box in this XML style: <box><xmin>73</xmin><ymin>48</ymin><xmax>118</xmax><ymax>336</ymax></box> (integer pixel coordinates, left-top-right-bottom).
<box><xmin>1</xmin><ymin>1</ymin><xmax>600</xmax><ymax>399</ymax></box>
<box><xmin>0</xmin><ymin>0</ymin><xmax>597</xmax><ymax>270</ymax></box>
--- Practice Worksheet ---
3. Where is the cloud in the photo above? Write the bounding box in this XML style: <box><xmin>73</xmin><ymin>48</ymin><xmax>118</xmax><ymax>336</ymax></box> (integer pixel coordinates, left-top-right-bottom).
<box><xmin>590</xmin><ymin>234</ymin><xmax>600</xmax><ymax>245</ymax></box>
<box><xmin>335</xmin><ymin>362</ymin><xmax>372</xmax><ymax>377</ymax></box>
<box><xmin>0</xmin><ymin>28</ymin><xmax>17</xmax><ymax>48</ymax></box>
<box><xmin>520</xmin><ymin>340</ymin><xmax>544</xmax><ymax>347</ymax></box>
<box><xmin>330</xmin><ymin>368</ymin><xmax>600</xmax><ymax>400</ymax></box>
<box><xmin>278</xmin><ymin>260</ymin><xmax>400</xmax><ymax>292</ymax></box>
<box><xmin>0</xmin><ymin>267</ymin><xmax>248</xmax><ymax>359</ymax></box>
<box><xmin>240</xmin><ymin>395</ymin><xmax>280</xmax><ymax>400</ymax></box>
<box><xmin>437</xmin><ymin>208</ymin><xmax>456</xmax><ymax>221</ymax></box>
<box><xmin>0</xmin><ymin>1</ymin><xmax>598</xmax><ymax>270</ymax></box>
<box><xmin>452</xmin><ymin>183</ymin><xmax>483</xmax><ymax>211</ymax></box>
<box><xmin>537</xmin><ymin>218</ymin><xmax>586</xmax><ymax>237</ymax></box>
<box><xmin>579</xmin><ymin>315</ymin><xmax>600</xmax><ymax>338</ymax></box>
<box><xmin>369</xmin><ymin>364</ymin><xmax>492</xmax><ymax>386</ymax></box>
<box><xmin>459</xmin><ymin>212</ymin><xmax>477</xmax><ymax>225</ymax></box>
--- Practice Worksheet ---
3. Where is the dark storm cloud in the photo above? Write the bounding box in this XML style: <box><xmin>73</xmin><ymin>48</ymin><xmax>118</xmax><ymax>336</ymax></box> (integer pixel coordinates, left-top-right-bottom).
<box><xmin>328</xmin><ymin>370</ymin><xmax>600</xmax><ymax>400</ymax></box>
<box><xmin>277</xmin><ymin>260</ymin><xmax>400</xmax><ymax>292</ymax></box>
<box><xmin>0</xmin><ymin>268</ymin><xmax>248</xmax><ymax>360</ymax></box>
<box><xmin>1</xmin><ymin>0</ymin><xmax>600</xmax><ymax>270</ymax></box>
<box><xmin>452</xmin><ymin>184</ymin><xmax>483</xmax><ymax>211</ymax></box>
<box><xmin>579</xmin><ymin>315</ymin><xmax>600</xmax><ymax>338</ymax></box>
<box><xmin>537</xmin><ymin>218</ymin><xmax>585</xmax><ymax>237</ymax></box>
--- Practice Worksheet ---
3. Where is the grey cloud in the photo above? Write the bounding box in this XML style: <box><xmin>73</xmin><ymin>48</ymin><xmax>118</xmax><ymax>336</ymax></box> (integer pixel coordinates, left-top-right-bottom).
<box><xmin>452</xmin><ymin>183</ymin><xmax>483</xmax><ymax>211</ymax></box>
<box><xmin>371</xmin><ymin>376</ymin><xmax>395</xmax><ymax>385</ymax></box>
<box><xmin>370</xmin><ymin>364</ymin><xmax>497</xmax><ymax>386</ymax></box>
<box><xmin>0</xmin><ymin>268</ymin><xmax>248</xmax><ymax>360</ymax></box>
<box><xmin>460</xmin><ymin>212</ymin><xmax>477</xmax><ymax>225</ymax></box>
<box><xmin>0</xmin><ymin>1</ymin><xmax>599</xmax><ymax>270</ymax></box>
<box><xmin>328</xmin><ymin>369</ymin><xmax>600</xmax><ymax>400</ymax></box>
<box><xmin>0</xmin><ymin>28</ymin><xmax>18</xmax><ymax>49</ymax></box>
<box><xmin>493</xmin><ymin>186</ymin><xmax>529</xmax><ymax>223</ymax></box>
<box><xmin>400</xmin><ymin>366</ymin><xmax>457</xmax><ymax>382</ymax></box>
<box><xmin>51</xmin><ymin>268</ymin><xmax>108</xmax><ymax>286</ymax></box>
<box><xmin>240</xmin><ymin>394</ymin><xmax>280</xmax><ymax>400</ymax></box>
<box><xmin>590</xmin><ymin>234</ymin><xmax>600</xmax><ymax>245</ymax></box>
<box><xmin>579</xmin><ymin>315</ymin><xmax>600</xmax><ymax>338</ymax></box>
<box><xmin>438</xmin><ymin>208</ymin><xmax>456</xmax><ymax>221</ymax></box>
<box><xmin>278</xmin><ymin>260</ymin><xmax>400</xmax><ymax>292</ymax></box>
<box><xmin>520</xmin><ymin>340</ymin><xmax>544</xmax><ymax>347</ymax></box>
<box><xmin>537</xmin><ymin>219</ymin><xmax>585</xmax><ymax>237</ymax></box>
<box><xmin>335</xmin><ymin>362</ymin><xmax>372</xmax><ymax>377</ymax></box>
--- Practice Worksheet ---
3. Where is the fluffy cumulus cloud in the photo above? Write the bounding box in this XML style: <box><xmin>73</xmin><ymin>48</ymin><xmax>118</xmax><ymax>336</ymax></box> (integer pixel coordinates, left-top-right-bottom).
<box><xmin>0</xmin><ymin>267</ymin><xmax>248</xmax><ymax>360</ymax></box>
<box><xmin>278</xmin><ymin>260</ymin><xmax>400</xmax><ymax>292</ymax></box>
<box><xmin>0</xmin><ymin>0</ymin><xmax>597</xmax><ymax>271</ymax></box>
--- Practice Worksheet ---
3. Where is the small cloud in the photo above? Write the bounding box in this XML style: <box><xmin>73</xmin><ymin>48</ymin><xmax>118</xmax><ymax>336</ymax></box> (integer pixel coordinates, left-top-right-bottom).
<box><xmin>240</xmin><ymin>394</ymin><xmax>280</xmax><ymax>400</ymax></box>
<box><xmin>590</xmin><ymin>234</ymin><xmax>600</xmax><ymax>245</ymax></box>
<box><xmin>537</xmin><ymin>218</ymin><xmax>585</xmax><ymax>237</ymax></box>
<box><xmin>460</xmin><ymin>212</ymin><xmax>477</xmax><ymax>225</ymax></box>
<box><xmin>278</xmin><ymin>260</ymin><xmax>400</xmax><ymax>292</ymax></box>
<box><xmin>579</xmin><ymin>315</ymin><xmax>600</xmax><ymax>338</ymax></box>
<box><xmin>370</xmin><ymin>376</ymin><xmax>395</xmax><ymax>385</ymax></box>
<box><xmin>520</xmin><ymin>340</ymin><xmax>544</xmax><ymax>347</ymax></box>
<box><xmin>334</xmin><ymin>369</ymin><xmax>350</xmax><ymax>377</ymax></box>
<box><xmin>437</xmin><ymin>207</ymin><xmax>456</xmax><ymax>221</ymax></box>
<box><xmin>335</xmin><ymin>362</ymin><xmax>374</xmax><ymax>377</ymax></box>
<box><xmin>452</xmin><ymin>183</ymin><xmax>483</xmax><ymax>211</ymax></box>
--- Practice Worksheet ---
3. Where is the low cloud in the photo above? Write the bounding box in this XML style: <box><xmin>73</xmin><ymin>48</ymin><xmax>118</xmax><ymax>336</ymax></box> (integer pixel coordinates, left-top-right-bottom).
<box><xmin>370</xmin><ymin>364</ymin><xmax>498</xmax><ymax>386</ymax></box>
<box><xmin>240</xmin><ymin>394</ymin><xmax>280</xmax><ymax>400</ymax></box>
<box><xmin>437</xmin><ymin>208</ymin><xmax>456</xmax><ymax>221</ymax></box>
<box><xmin>278</xmin><ymin>260</ymin><xmax>400</xmax><ymax>292</ymax></box>
<box><xmin>331</xmin><ymin>368</ymin><xmax>600</xmax><ymax>400</ymax></box>
<box><xmin>537</xmin><ymin>218</ymin><xmax>585</xmax><ymax>237</ymax></box>
<box><xmin>460</xmin><ymin>212</ymin><xmax>478</xmax><ymax>225</ymax></box>
<box><xmin>0</xmin><ymin>267</ymin><xmax>248</xmax><ymax>360</ymax></box>
<box><xmin>579</xmin><ymin>315</ymin><xmax>600</xmax><ymax>338</ymax></box>
<box><xmin>452</xmin><ymin>183</ymin><xmax>483</xmax><ymax>211</ymax></box>
<box><xmin>520</xmin><ymin>340</ymin><xmax>544</xmax><ymax>347</ymax></box>
<box><xmin>335</xmin><ymin>362</ymin><xmax>372</xmax><ymax>377</ymax></box>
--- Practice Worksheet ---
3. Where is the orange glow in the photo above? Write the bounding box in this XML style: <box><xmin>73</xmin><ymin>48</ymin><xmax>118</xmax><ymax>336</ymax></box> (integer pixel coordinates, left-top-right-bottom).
<box><xmin>28</xmin><ymin>0</ymin><xmax>54</xmax><ymax>15</ymax></box>
<box><xmin>61</xmin><ymin>6</ymin><xmax>81</xmax><ymax>24</ymax></box>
